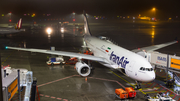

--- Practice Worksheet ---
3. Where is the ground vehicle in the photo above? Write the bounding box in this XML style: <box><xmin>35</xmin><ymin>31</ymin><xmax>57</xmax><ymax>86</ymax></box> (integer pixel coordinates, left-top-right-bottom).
<box><xmin>125</xmin><ymin>87</ymin><xmax>136</xmax><ymax>98</ymax></box>
<box><xmin>65</xmin><ymin>51</ymin><xmax>93</xmax><ymax>65</ymax></box>
<box><xmin>115</xmin><ymin>88</ymin><xmax>128</xmax><ymax>99</ymax></box>
<box><xmin>46</xmin><ymin>56</ymin><xmax>65</xmax><ymax>65</ymax></box>
<box><xmin>157</xmin><ymin>93</ymin><xmax>176</xmax><ymax>101</ymax></box>
<box><xmin>65</xmin><ymin>57</ymin><xmax>78</xmax><ymax>65</ymax></box>
<box><xmin>145</xmin><ymin>93</ymin><xmax>176</xmax><ymax>101</ymax></box>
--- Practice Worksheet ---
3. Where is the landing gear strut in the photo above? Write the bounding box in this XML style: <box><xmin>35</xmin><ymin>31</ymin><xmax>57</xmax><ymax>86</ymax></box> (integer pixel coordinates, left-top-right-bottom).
<box><xmin>88</xmin><ymin>60</ymin><xmax>94</xmax><ymax>70</ymax></box>
<box><xmin>135</xmin><ymin>81</ymin><xmax>141</xmax><ymax>89</ymax></box>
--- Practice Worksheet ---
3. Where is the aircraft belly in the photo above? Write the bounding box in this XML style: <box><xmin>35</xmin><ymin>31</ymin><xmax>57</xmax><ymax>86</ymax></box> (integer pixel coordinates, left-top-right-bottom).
<box><xmin>100</xmin><ymin>63</ymin><xmax>112</xmax><ymax>68</ymax></box>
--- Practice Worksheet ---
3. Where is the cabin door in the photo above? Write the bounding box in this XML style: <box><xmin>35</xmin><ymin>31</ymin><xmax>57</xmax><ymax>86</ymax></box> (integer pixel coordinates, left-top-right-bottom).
<box><xmin>126</xmin><ymin>61</ymin><xmax>136</xmax><ymax>77</ymax></box>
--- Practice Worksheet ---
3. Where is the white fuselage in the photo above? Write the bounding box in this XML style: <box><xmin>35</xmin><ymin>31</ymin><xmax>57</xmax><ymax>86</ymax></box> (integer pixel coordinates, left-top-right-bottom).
<box><xmin>0</xmin><ymin>28</ymin><xmax>24</xmax><ymax>34</ymax></box>
<box><xmin>84</xmin><ymin>35</ymin><xmax>155</xmax><ymax>82</ymax></box>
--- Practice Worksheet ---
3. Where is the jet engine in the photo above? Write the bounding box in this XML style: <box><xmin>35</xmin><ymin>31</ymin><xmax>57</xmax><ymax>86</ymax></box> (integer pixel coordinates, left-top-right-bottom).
<box><xmin>75</xmin><ymin>62</ymin><xmax>91</xmax><ymax>77</ymax></box>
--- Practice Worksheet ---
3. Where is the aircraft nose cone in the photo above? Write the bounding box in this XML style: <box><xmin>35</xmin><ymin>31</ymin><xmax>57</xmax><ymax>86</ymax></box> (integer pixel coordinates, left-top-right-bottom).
<box><xmin>144</xmin><ymin>72</ymin><xmax>156</xmax><ymax>82</ymax></box>
<box><xmin>149</xmin><ymin>72</ymin><xmax>156</xmax><ymax>81</ymax></box>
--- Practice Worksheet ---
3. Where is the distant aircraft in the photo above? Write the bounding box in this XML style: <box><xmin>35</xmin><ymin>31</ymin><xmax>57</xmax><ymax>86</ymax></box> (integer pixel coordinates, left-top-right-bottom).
<box><xmin>6</xmin><ymin>11</ymin><xmax>177</xmax><ymax>89</ymax></box>
<box><xmin>0</xmin><ymin>18</ymin><xmax>25</xmax><ymax>35</ymax></box>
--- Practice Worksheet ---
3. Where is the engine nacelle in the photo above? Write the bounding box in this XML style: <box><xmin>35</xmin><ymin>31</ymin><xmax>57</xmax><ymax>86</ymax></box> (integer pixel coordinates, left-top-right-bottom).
<box><xmin>75</xmin><ymin>62</ymin><xmax>91</xmax><ymax>77</ymax></box>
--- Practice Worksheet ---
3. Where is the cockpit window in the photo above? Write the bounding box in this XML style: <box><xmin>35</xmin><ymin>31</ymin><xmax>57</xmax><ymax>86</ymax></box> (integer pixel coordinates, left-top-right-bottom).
<box><xmin>140</xmin><ymin>67</ymin><xmax>154</xmax><ymax>71</ymax></box>
<box><xmin>146</xmin><ymin>68</ymin><xmax>149</xmax><ymax>71</ymax></box>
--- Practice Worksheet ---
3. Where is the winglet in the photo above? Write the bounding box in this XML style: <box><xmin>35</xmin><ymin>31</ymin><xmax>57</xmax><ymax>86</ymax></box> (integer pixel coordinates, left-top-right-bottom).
<box><xmin>83</xmin><ymin>10</ymin><xmax>91</xmax><ymax>36</ymax></box>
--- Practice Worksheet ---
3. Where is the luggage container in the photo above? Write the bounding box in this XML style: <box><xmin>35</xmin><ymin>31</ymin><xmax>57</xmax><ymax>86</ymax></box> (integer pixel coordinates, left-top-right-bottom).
<box><xmin>125</xmin><ymin>87</ymin><xmax>136</xmax><ymax>98</ymax></box>
<box><xmin>115</xmin><ymin>88</ymin><xmax>128</xmax><ymax>99</ymax></box>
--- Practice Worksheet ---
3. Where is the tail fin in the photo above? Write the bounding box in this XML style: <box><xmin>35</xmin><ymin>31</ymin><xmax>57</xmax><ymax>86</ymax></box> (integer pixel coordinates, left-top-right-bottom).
<box><xmin>83</xmin><ymin>10</ymin><xmax>91</xmax><ymax>36</ymax></box>
<box><xmin>15</xmin><ymin>18</ymin><xmax>22</xmax><ymax>30</ymax></box>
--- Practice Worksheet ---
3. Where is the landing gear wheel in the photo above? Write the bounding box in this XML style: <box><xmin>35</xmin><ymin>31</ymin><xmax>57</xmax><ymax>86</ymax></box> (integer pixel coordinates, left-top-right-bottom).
<box><xmin>51</xmin><ymin>63</ymin><xmax>54</xmax><ymax>66</ymax></box>
<box><xmin>135</xmin><ymin>85</ymin><xmax>141</xmax><ymax>90</ymax></box>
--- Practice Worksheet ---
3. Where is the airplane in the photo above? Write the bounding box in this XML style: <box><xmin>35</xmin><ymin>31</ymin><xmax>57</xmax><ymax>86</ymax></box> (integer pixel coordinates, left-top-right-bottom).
<box><xmin>0</xmin><ymin>18</ymin><xmax>25</xmax><ymax>35</ymax></box>
<box><xmin>6</xmin><ymin>11</ymin><xmax>178</xmax><ymax>89</ymax></box>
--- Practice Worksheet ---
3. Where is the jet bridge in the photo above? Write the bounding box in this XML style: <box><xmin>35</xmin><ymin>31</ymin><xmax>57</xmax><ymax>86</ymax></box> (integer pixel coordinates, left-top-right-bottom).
<box><xmin>140</xmin><ymin>51</ymin><xmax>180</xmax><ymax>72</ymax></box>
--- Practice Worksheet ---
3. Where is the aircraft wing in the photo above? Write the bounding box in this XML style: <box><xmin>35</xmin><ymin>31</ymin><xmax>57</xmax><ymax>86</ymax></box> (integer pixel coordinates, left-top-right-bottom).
<box><xmin>6</xmin><ymin>46</ymin><xmax>109</xmax><ymax>64</ymax></box>
<box><xmin>132</xmin><ymin>40</ymin><xmax>178</xmax><ymax>53</ymax></box>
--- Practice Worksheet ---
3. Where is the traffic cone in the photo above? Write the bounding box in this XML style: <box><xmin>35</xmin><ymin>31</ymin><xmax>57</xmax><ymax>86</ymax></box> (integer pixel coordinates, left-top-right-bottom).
<box><xmin>85</xmin><ymin>77</ymin><xmax>87</xmax><ymax>81</ymax></box>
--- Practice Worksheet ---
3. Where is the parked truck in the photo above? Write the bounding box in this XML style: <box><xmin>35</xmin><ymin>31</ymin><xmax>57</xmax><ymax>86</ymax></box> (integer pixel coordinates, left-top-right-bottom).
<box><xmin>125</xmin><ymin>87</ymin><xmax>136</xmax><ymax>98</ymax></box>
<box><xmin>115</xmin><ymin>88</ymin><xmax>128</xmax><ymax>99</ymax></box>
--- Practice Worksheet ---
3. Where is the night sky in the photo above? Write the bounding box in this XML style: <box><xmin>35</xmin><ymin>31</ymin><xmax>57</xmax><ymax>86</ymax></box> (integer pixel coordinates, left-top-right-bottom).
<box><xmin>0</xmin><ymin>0</ymin><xmax>180</xmax><ymax>17</ymax></box>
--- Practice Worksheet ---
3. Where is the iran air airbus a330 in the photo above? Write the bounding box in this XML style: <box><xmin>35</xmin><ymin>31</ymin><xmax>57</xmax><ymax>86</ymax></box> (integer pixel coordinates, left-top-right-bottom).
<box><xmin>6</xmin><ymin>11</ymin><xmax>177</xmax><ymax>89</ymax></box>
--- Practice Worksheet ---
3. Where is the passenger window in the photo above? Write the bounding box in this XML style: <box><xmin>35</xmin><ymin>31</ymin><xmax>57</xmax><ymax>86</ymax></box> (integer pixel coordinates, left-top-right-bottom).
<box><xmin>150</xmin><ymin>68</ymin><xmax>153</xmax><ymax>71</ymax></box>
<box><xmin>143</xmin><ymin>68</ymin><xmax>145</xmax><ymax>71</ymax></box>
<box><xmin>140</xmin><ymin>67</ymin><xmax>143</xmax><ymax>70</ymax></box>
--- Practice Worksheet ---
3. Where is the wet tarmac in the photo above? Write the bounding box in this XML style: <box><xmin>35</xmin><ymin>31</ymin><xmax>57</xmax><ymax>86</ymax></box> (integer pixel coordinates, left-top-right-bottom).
<box><xmin>1</xmin><ymin>20</ymin><xmax>180</xmax><ymax>101</ymax></box>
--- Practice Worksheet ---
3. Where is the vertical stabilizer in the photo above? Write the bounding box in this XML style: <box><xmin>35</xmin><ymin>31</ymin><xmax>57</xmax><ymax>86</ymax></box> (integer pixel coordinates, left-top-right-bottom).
<box><xmin>83</xmin><ymin>10</ymin><xmax>91</xmax><ymax>36</ymax></box>
<box><xmin>15</xmin><ymin>18</ymin><xmax>22</xmax><ymax>30</ymax></box>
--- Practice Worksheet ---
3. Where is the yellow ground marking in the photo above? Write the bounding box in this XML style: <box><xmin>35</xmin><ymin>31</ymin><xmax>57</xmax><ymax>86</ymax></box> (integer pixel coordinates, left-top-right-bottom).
<box><xmin>1</xmin><ymin>50</ymin><xmax>15</xmax><ymax>65</ymax></box>
<box><xmin>141</xmin><ymin>87</ymin><xmax>160</xmax><ymax>90</ymax></box>
<box><xmin>145</xmin><ymin>91</ymin><xmax>166</xmax><ymax>94</ymax></box>
<box><xmin>110</xmin><ymin>70</ymin><xmax>147</xmax><ymax>95</ymax></box>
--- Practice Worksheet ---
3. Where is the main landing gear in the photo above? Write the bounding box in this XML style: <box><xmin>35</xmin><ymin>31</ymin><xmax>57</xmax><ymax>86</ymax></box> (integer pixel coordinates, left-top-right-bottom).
<box><xmin>82</xmin><ymin>49</ymin><xmax>94</xmax><ymax>70</ymax></box>
<box><xmin>87</xmin><ymin>60</ymin><xmax>94</xmax><ymax>70</ymax></box>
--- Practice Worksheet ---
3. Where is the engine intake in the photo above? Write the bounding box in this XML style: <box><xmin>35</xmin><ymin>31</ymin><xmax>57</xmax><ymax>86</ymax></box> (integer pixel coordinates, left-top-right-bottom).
<box><xmin>75</xmin><ymin>62</ymin><xmax>91</xmax><ymax>77</ymax></box>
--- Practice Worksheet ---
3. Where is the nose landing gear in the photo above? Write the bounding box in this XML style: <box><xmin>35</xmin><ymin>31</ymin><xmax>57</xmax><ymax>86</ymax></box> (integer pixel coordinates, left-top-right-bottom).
<box><xmin>134</xmin><ymin>81</ymin><xmax>141</xmax><ymax>89</ymax></box>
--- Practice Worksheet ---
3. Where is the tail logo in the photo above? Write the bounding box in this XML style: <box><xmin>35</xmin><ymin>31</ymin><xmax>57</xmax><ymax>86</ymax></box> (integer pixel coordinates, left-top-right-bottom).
<box><xmin>15</xmin><ymin>18</ymin><xmax>22</xmax><ymax>30</ymax></box>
